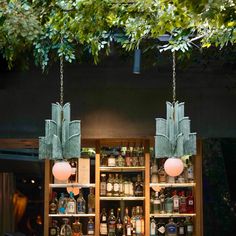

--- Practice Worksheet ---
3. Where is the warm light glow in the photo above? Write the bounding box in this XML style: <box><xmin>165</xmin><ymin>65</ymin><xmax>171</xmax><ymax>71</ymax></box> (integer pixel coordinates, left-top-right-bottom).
<box><xmin>67</xmin><ymin>186</ymin><xmax>80</xmax><ymax>196</ymax></box>
<box><xmin>52</xmin><ymin>161</ymin><xmax>72</xmax><ymax>181</ymax></box>
<box><xmin>164</xmin><ymin>157</ymin><xmax>184</xmax><ymax>177</ymax></box>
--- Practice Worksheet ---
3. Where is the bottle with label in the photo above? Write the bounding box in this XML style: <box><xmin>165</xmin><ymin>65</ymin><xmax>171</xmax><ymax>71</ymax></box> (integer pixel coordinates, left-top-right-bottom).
<box><xmin>125</xmin><ymin>147</ymin><xmax>132</xmax><ymax>167</ymax></box>
<box><xmin>72</xmin><ymin>218</ymin><xmax>83</xmax><ymax>236</ymax></box>
<box><xmin>165</xmin><ymin>191</ymin><xmax>173</xmax><ymax>214</ymax></box>
<box><xmin>124</xmin><ymin>178</ymin><xmax>130</xmax><ymax>197</ymax></box>
<box><xmin>113</xmin><ymin>174</ymin><xmax>120</xmax><ymax>196</ymax></box>
<box><xmin>186</xmin><ymin>191</ymin><xmax>194</xmax><ymax>213</ymax></box>
<box><xmin>134</xmin><ymin>174</ymin><xmax>143</xmax><ymax>196</ymax></box>
<box><xmin>123</xmin><ymin>207</ymin><xmax>130</xmax><ymax>226</ymax></box>
<box><xmin>116</xmin><ymin>208</ymin><xmax>123</xmax><ymax>236</ymax></box>
<box><xmin>107</xmin><ymin>174</ymin><xmax>114</xmax><ymax>197</ymax></box>
<box><xmin>108</xmin><ymin>209</ymin><xmax>116</xmax><ymax>236</ymax></box>
<box><xmin>129</xmin><ymin>178</ymin><xmax>134</xmax><ymax>196</ymax></box>
<box><xmin>126</xmin><ymin>218</ymin><xmax>132</xmax><ymax>236</ymax></box>
<box><xmin>158</xmin><ymin>159</ymin><xmax>167</xmax><ymax>183</ymax></box>
<box><xmin>49</xmin><ymin>192</ymin><xmax>58</xmax><ymax>214</ymax></box>
<box><xmin>156</xmin><ymin>219</ymin><xmax>165</xmax><ymax>236</ymax></box>
<box><xmin>172</xmin><ymin>190</ymin><xmax>180</xmax><ymax>213</ymax></box>
<box><xmin>179</xmin><ymin>191</ymin><xmax>187</xmax><ymax>214</ymax></box>
<box><xmin>100</xmin><ymin>174</ymin><xmax>107</xmax><ymax>196</ymax></box>
<box><xmin>69</xmin><ymin>158</ymin><xmax>78</xmax><ymax>183</ymax></box>
<box><xmin>151</xmin><ymin>159</ymin><xmax>159</xmax><ymax>183</ymax></box>
<box><xmin>60</xmin><ymin>218</ymin><xmax>72</xmax><ymax>236</ymax></box>
<box><xmin>108</xmin><ymin>155</ymin><xmax>116</xmax><ymax>167</ymax></box>
<box><xmin>132</xmin><ymin>147</ymin><xmax>139</xmax><ymax>167</ymax></box>
<box><xmin>87</xmin><ymin>218</ymin><xmax>95</xmax><ymax>235</ymax></box>
<box><xmin>185</xmin><ymin>217</ymin><xmax>194</xmax><ymax>236</ymax></box>
<box><xmin>150</xmin><ymin>217</ymin><xmax>157</xmax><ymax>236</ymax></box>
<box><xmin>153</xmin><ymin>191</ymin><xmax>161</xmax><ymax>214</ymax></box>
<box><xmin>49</xmin><ymin>220</ymin><xmax>60</xmax><ymax>236</ymax></box>
<box><xmin>138</xmin><ymin>147</ymin><xmax>145</xmax><ymax>166</ymax></box>
<box><xmin>159</xmin><ymin>189</ymin><xmax>165</xmax><ymax>214</ymax></box>
<box><xmin>165</xmin><ymin>218</ymin><xmax>177</xmax><ymax>236</ymax></box>
<box><xmin>66</xmin><ymin>192</ymin><xmax>76</xmax><ymax>214</ymax></box>
<box><xmin>77</xmin><ymin>190</ymin><xmax>86</xmax><ymax>213</ymax></box>
<box><xmin>130</xmin><ymin>207</ymin><xmax>136</xmax><ymax>235</ymax></box>
<box><xmin>177</xmin><ymin>219</ymin><xmax>185</xmax><ymax>236</ymax></box>
<box><xmin>186</xmin><ymin>158</ymin><xmax>194</xmax><ymax>183</ymax></box>
<box><xmin>88</xmin><ymin>187</ymin><xmax>95</xmax><ymax>213</ymax></box>
<box><xmin>58</xmin><ymin>193</ymin><xmax>66</xmax><ymax>214</ymax></box>
<box><xmin>101</xmin><ymin>153</ymin><xmax>108</xmax><ymax>167</ymax></box>
<box><xmin>116</xmin><ymin>152</ymin><xmax>125</xmax><ymax>167</ymax></box>
<box><xmin>100</xmin><ymin>208</ymin><xmax>108</xmax><ymax>236</ymax></box>
<box><xmin>119</xmin><ymin>175</ymin><xmax>124</xmax><ymax>196</ymax></box>
<box><xmin>135</xmin><ymin>206</ymin><xmax>142</xmax><ymax>236</ymax></box>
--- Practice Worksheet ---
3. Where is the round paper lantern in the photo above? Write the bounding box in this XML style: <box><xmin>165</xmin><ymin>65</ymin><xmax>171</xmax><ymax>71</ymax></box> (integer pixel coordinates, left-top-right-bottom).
<box><xmin>164</xmin><ymin>158</ymin><xmax>184</xmax><ymax>177</ymax></box>
<box><xmin>52</xmin><ymin>161</ymin><xmax>72</xmax><ymax>181</ymax></box>
<box><xmin>67</xmin><ymin>186</ymin><xmax>80</xmax><ymax>196</ymax></box>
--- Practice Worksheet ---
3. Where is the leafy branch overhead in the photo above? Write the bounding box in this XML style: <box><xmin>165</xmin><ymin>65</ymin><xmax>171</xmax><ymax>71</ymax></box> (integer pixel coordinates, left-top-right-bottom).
<box><xmin>0</xmin><ymin>0</ymin><xmax>235</xmax><ymax>69</ymax></box>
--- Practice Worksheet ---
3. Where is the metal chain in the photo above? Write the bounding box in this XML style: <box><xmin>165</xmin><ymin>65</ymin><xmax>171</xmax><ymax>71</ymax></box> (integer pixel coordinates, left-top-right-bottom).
<box><xmin>172</xmin><ymin>51</ymin><xmax>176</xmax><ymax>103</ymax></box>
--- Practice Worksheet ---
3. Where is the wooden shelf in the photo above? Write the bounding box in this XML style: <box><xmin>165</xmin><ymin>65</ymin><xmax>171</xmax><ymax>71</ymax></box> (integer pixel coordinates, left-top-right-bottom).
<box><xmin>150</xmin><ymin>213</ymin><xmax>196</xmax><ymax>218</ymax></box>
<box><xmin>49</xmin><ymin>183</ymin><xmax>95</xmax><ymax>188</ymax></box>
<box><xmin>150</xmin><ymin>183</ymin><xmax>196</xmax><ymax>188</ymax></box>
<box><xmin>49</xmin><ymin>213</ymin><xmax>95</xmax><ymax>217</ymax></box>
<box><xmin>100</xmin><ymin>166</ymin><xmax>145</xmax><ymax>172</ymax></box>
<box><xmin>100</xmin><ymin>196</ymin><xmax>145</xmax><ymax>201</ymax></box>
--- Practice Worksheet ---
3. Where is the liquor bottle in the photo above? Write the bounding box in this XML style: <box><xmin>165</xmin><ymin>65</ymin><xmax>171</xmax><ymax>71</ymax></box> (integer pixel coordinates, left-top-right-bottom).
<box><xmin>49</xmin><ymin>192</ymin><xmax>58</xmax><ymax>214</ymax></box>
<box><xmin>159</xmin><ymin>189</ymin><xmax>165</xmax><ymax>214</ymax></box>
<box><xmin>125</xmin><ymin>147</ymin><xmax>132</xmax><ymax>167</ymax></box>
<box><xmin>88</xmin><ymin>187</ymin><xmax>95</xmax><ymax>213</ymax></box>
<box><xmin>58</xmin><ymin>193</ymin><xmax>66</xmax><ymax>214</ymax></box>
<box><xmin>172</xmin><ymin>190</ymin><xmax>180</xmax><ymax>213</ymax></box>
<box><xmin>123</xmin><ymin>207</ymin><xmax>130</xmax><ymax>226</ymax></box>
<box><xmin>100</xmin><ymin>174</ymin><xmax>107</xmax><ymax>196</ymax></box>
<box><xmin>126</xmin><ymin>218</ymin><xmax>132</xmax><ymax>236</ymax></box>
<box><xmin>134</xmin><ymin>174</ymin><xmax>143</xmax><ymax>196</ymax></box>
<box><xmin>185</xmin><ymin>217</ymin><xmax>194</xmax><ymax>236</ymax></box>
<box><xmin>153</xmin><ymin>191</ymin><xmax>161</xmax><ymax>214</ymax></box>
<box><xmin>108</xmin><ymin>154</ymin><xmax>116</xmax><ymax>167</ymax></box>
<box><xmin>72</xmin><ymin>218</ymin><xmax>83</xmax><ymax>236</ymax></box>
<box><xmin>150</xmin><ymin>217</ymin><xmax>156</xmax><ymax>236</ymax></box>
<box><xmin>108</xmin><ymin>209</ymin><xmax>116</xmax><ymax>236</ymax></box>
<box><xmin>177</xmin><ymin>219</ymin><xmax>185</xmax><ymax>236</ymax></box>
<box><xmin>66</xmin><ymin>192</ymin><xmax>76</xmax><ymax>214</ymax></box>
<box><xmin>158</xmin><ymin>159</ymin><xmax>167</xmax><ymax>183</ymax></box>
<box><xmin>116</xmin><ymin>152</ymin><xmax>125</xmax><ymax>167</ymax></box>
<box><xmin>69</xmin><ymin>158</ymin><xmax>78</xmax><ymax>183</ymax></box>
<box><xmin>130</xmin><ymin>207</ymin><xmax>136</xmax><ymax>235</ymax></box>
<box><xmin>140</xmin><ymin>207</ymin><xmax>145</xmax><ymax>235</ymax></box>
<box><xmin>151</xmin><ymin>159</ymin><xmax>158</xmax><ymax>183</ymax></box>
<box><xmin>100</xmin><ymin>208</ymin><xmax>108</xmax><ymax>236</ymax></box>
<box><xmin>116</xmin><ymin>208</ymin><xmax>123</xmax><ymax>236</ymax></box>
<box><xmin>101</xmin><ymin>153</ymin><xmax>108</xmax><ymax>166</ymax></box>
<box><xmin>186</xmin><ymin>158</ymin><xmax>194</xmax><ymax>183</ymax></box>
<box><xmin>129</xmin><ymin>178</ymin><xmax>134</xmax><ymax>196</ymax></box>
<box><xmin>87</xmin><ymin>218</ymin><xmax>95</xmax><ymax>235</ymax></box>
<box><xmin>186</xmin><ymin>191</ymin><xmax>194</xmax><ymax>213</ymax></box>
<box><xmin>49</xmin><ymin>220</ymin><xmax>60</xmax><ymax>236</ymax></box>
<box><xmin>113</xmin><ymin>174</ymin><xmax>120</xmax><ymax>196</ymax></box>
<box><xmin>124</xmin><ymin>178</ymin><xmax>130</xmax><ymax>197</ymax></box>
<box><xmin>132</xmin><ymin>147</ymin><xmax>139</xmax><ymax>167</ymax></box>
<box><xmin>150</xmin><ymin>191</ymin><xmax>155</xmax><ymax>214</ymax></box>
<box><xmin>135</xmin><ymin>206</ymin><xmax>142</xmax><ymax>236</ymax></box>
<box><xmin>107</xmin><ymin>174</ymin><xmax>114</xmax><ymax>197</ymax></box>
<box><xmin>179</xmin><ymin>191</ymin><xmax>187</xmax><ymax>214</ymax></box>
<box><xmin>165</xmin><ymin>218</ymin><xmax>177</xmax><ymax>236</ymax></box>
<box><xmin>138</xmin><ymin>147</ymin><xmax>145</xmax><ymax>166</ymax></box>
<box><xmin>77</xmin><ymin>190</ymin><xmax>86</xmax><ymax>213</ymax></box>
<box><xmin>156</xmin><ymin>219</ymin><xmax>165</xmax><ymax>236</ymax></box>
<box><xmin>60</xmin><ymin>218</ymin><xmax>72</xmax><ymax>236</ymax></box>
<box><xmin>165</xmin><ymin>191</ymin><xmax>173</xmax><ymax>214</ymax></box>
<box><xmin>119</xmin><ymin>175</ymin><xmax>124</xmax><ymax>196</ymax></box>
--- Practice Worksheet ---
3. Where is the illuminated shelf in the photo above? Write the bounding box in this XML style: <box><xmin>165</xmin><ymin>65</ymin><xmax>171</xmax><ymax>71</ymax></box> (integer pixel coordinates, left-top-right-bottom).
<box><xmin>150</xmin><ymin>183</ymin><xmax>196</xmax><ymax>188</ymax></box>
<box><xmin>49</xmin><ymin>213</ymin><xmax>95</xmax><ymax>217</ymax></box>
<box><xmin>100</xmin><ymin>166</ymin><xmax>145</xmax><ymax>172</ymax></box>
<box><xmin>100</xmin><ymin>196</ymin><xmax>145</xmax><ymax>201</ymax></box>
<box><xmin>150</xmin><ymin>213</ymin><xmax>196</xmax><ymax>218</ymax></box>
<box><xmin>49</xmin><ymin>183</ymin><xmax>95</xmax><ymax>188</ymax></box>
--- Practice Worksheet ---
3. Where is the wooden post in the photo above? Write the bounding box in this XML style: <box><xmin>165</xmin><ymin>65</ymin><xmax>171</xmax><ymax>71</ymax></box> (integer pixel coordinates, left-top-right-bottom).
<box><xmin>95</xmin><ymin>140</ymin><xmax>100</xmax><ymax>235</ymax></box>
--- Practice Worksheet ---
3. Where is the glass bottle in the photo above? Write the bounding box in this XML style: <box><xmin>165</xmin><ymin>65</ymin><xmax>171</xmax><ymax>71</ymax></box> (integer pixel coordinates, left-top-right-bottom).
<box><xmin>158</xmin><ymin>159</ymin><xmax>167</xmax><ymax>183</ymax></box>
<box><xmin>165</xmin><ymin>191</ymin><xmax>173</xmax><ymax>214</ymax></box>
<box><xmin>186</xmin><ymin>191</ymin><xmax>194</xmax><ymax>213</ymax></box>
<box><xmin>134</xmin><ymin>174</ymin><xmax>143</xmax><ymax>196</ymax></box>
<box><xmin>49</xmin><ymin>220</ymin><xmax>60</xmax><ymax>236</ymax></box>
<box><xmin>77</xmin><ymin>190</ymin><xmax>86</xmax><ymax>213</ymax></box>
<box><xmin>150</xmin><ymin>191</ymin><xmax>155</xmax><ymax>214</ymax></box>
<box><xmin>172</xmin><ymin>190</ymin><xmax>180</xmax><ymax>213</ymax></box>
<box><xmin>100</xmin><ymin>208</ymin><xmax>108</xmax><ymax>236</ymax></box>
<box><xmin>150</xmin><ymin>217</ymin><xmax>156</xmax><ymax>236</ymax></box>
<box><xmin>179</xmin><ymin>191</ymin><xmax>187</xmax><ymax>214</ymax></box>
<box><xmin>66</xmin><ymin>192</ymin><xmax>76</xmax><ymax>214</ymax></box>
<box><xmin>60</xmin><ymin>218</ymin><xmax>72</xmax><ymax>236</ymax></box>
<box><xmin>129</xmin><ymin>178</ymin><xmax>134</xmax><ymax>196</ymax></box>
<box><xmin>101</xmin><ymin>153</ymin><xmax>108</xmax><ymax>166</ymax></box>
<box><xmin>185</xmin><ymin>217</ymin><xmax>194</xmax><ymax>236</ymax></box>
<box><xmin>177</xmin><ymin>173</ymin><xmax>185</xmax><ymax>183</ymax></box>
<box><xmin>113</xmin><ymin>174</ymin><xmax>120</xmax><ymax>197</ymax></box>
<box><xmin>130</xmin><ymin>207</ymin><xmax>136</xmax><ymax>235</ymax></box>
<box><xmin>138</xmin><ymin>147</ymin><xmax>145</xmax><ymax>166</ymax></box>
<box><xmin>72</xmin><ymin>218</ymin><xmax>83</xmax><ymax>236</ymax></box>
<box><xmin>135</xmin><ymin>206</ymin><xmax>142</xmax><ymax>235</ymax></box>
<box><xmin>116</xmin><ymin>152</ymin><xmax>125</xmax><ymax>167</ymax></box>
<box><xmin>49</xmin><ymin>192</ymin><xmax>58</xmax><ymax>214</ymax></box>
<box><xmin>153</xmin><ymin>191</ymin><xmax>161</xmax><ymax>214</ymax></box>
<box><xmin>186</xmin><ymin>158</ymin><xmax>194</xmax><ymax>183</ymax></box>
<box><xmin>151</xmin><ymin>159</ymin><xmax>159</xmax><ymax>183</ymax></box>
<box><xmin>106</xmin><ymin>174</ymin><xmax>114</xmax><ymax>197</ymax></box>
<box><xmin>159</xmin><ymin>189</ymin><xmax>165</xmax><ymax>214</ymax></box>
<box><xmin>58</xmin><ymin>193</ymin><xmax>67</xmax><ymax>214</ymax></box>
<box><xmin>125</xmin><ymin>147</ymin><xmax>132</xmax><ymax>167</ymax></box>
<box><xmin>156</xmin><ymin>219</ymin><xmax>165</xmax><ymax>236</ymax></box>
<box><xmin>124</xmin><ymin>177</ymin><xmax>130</xmax><ymax>197</ymax></box>
<box><xmin>116</xmin><ymin>208</ymin><xmax>123</xmax><ymax>236</ymax></box>
<box><xmin>177</xmin><ymin>219</ymin><xmax>185</xmax><ymax>236</ymax></box>
<box><xmin>108</xmin><ymin>154</ymin><xmax>116</xmax><ymax>167</ymax></box>
<box><xmin>126</xmin><ymin>218</ymin><xmax>132</xmax><ymax>236</ymax></box>
<box><xmin>108</xmin><ymin>209</ymin><xmax>116</xmax><ymax>236</ymax></box>
<box><xmin>87</xmin><ymin>218</ymin><xmax>95</xmax><ymax>235</ymax></box>
<box><xmin>119</xmin><ymin>175</ymin><xmax>124</xmax><ymax>197</ymax></box>
<box><xmin>69</xmin><ymin>158</ymin><xmax>78</xmax><ymax>183</ymax></box>
<box><xmin>132</xmin><ymin>147</ymin><xmax>139</xmax><ymax>167</ymax></box>
<box><xmin>100</xmin><ymin>174</ymin><xmax>107</xmax><ymax>196</ymax></box>
<box><xmin>88</xmin><ymin>187</ymin><xmax>95</xmax><ymax>213</ymax></box>
<box><xmin>165</xmin><ymin>218</ymin><xmax>177</xmax><ymax>236</ymax></box>
<box><xmin>140</xmin><ymin>207</ymin><xmax>145</xmax><ymax>236</ymax></box>
<box><xmin>123</xmin><ymin>207</ymin><xmax>130</xmax><ymax>226</ymax></box>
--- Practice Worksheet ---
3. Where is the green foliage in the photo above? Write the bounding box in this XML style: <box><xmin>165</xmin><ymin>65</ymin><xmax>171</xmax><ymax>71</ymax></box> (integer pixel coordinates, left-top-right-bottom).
<box><xmin>0</xmin><ymin>0</ymin><xmax>235</xmax><ymax>69</ymax></box>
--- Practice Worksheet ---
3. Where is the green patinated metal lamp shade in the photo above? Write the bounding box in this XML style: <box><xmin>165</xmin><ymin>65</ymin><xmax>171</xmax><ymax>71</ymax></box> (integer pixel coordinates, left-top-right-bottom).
<box><xmin>39</xmin><ymin>102</ymin><xmax>81</xmax><ymax>160</ymax></box>
<box><xmin>155</xmin><ymin>101</ymin><xmax>196</xmax><ymax>158</ymax></box>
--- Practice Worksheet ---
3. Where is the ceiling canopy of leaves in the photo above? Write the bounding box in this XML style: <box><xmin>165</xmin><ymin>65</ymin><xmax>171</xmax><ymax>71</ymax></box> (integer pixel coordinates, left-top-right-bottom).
<box><xmin>0</xmin><ymin>0</ymin><xmax>235</xmax><ymax>70</ymax></box>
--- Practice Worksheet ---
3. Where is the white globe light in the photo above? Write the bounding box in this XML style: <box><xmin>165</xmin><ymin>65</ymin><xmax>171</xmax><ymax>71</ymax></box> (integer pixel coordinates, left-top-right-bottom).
<box><xmin>52</xmin><ymin>161</ymin><xmax>72</xmax><ymax>181</ymax></box>
<box><xmin>164</xmin><ymin>158</ymin><xmax>184</xmax><ymax>177</ymax></box>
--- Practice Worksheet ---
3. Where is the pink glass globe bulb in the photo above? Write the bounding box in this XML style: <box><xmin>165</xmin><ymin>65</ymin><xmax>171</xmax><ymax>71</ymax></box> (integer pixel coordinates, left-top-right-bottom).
<box><xmin>52</xmin><ymin>161</ymin><xmax>72</xmax><ymax>181</ymax></box>
<box><xmin>164</xmin><ymin>157</ymin><xmax>184</xmax><ymax>177</ymax></box>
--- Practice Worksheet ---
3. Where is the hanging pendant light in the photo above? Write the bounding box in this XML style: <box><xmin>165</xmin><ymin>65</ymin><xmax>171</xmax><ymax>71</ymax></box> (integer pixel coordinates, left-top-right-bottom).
<box><xmin>155</xmin><ymin>51</ymin><xmax>196</xmax><ymax>177</ymax></box>
<box><xmin>39</xmin><ymin>45</ymin><xmax>81</xmax><ymax>181</ymax></box>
